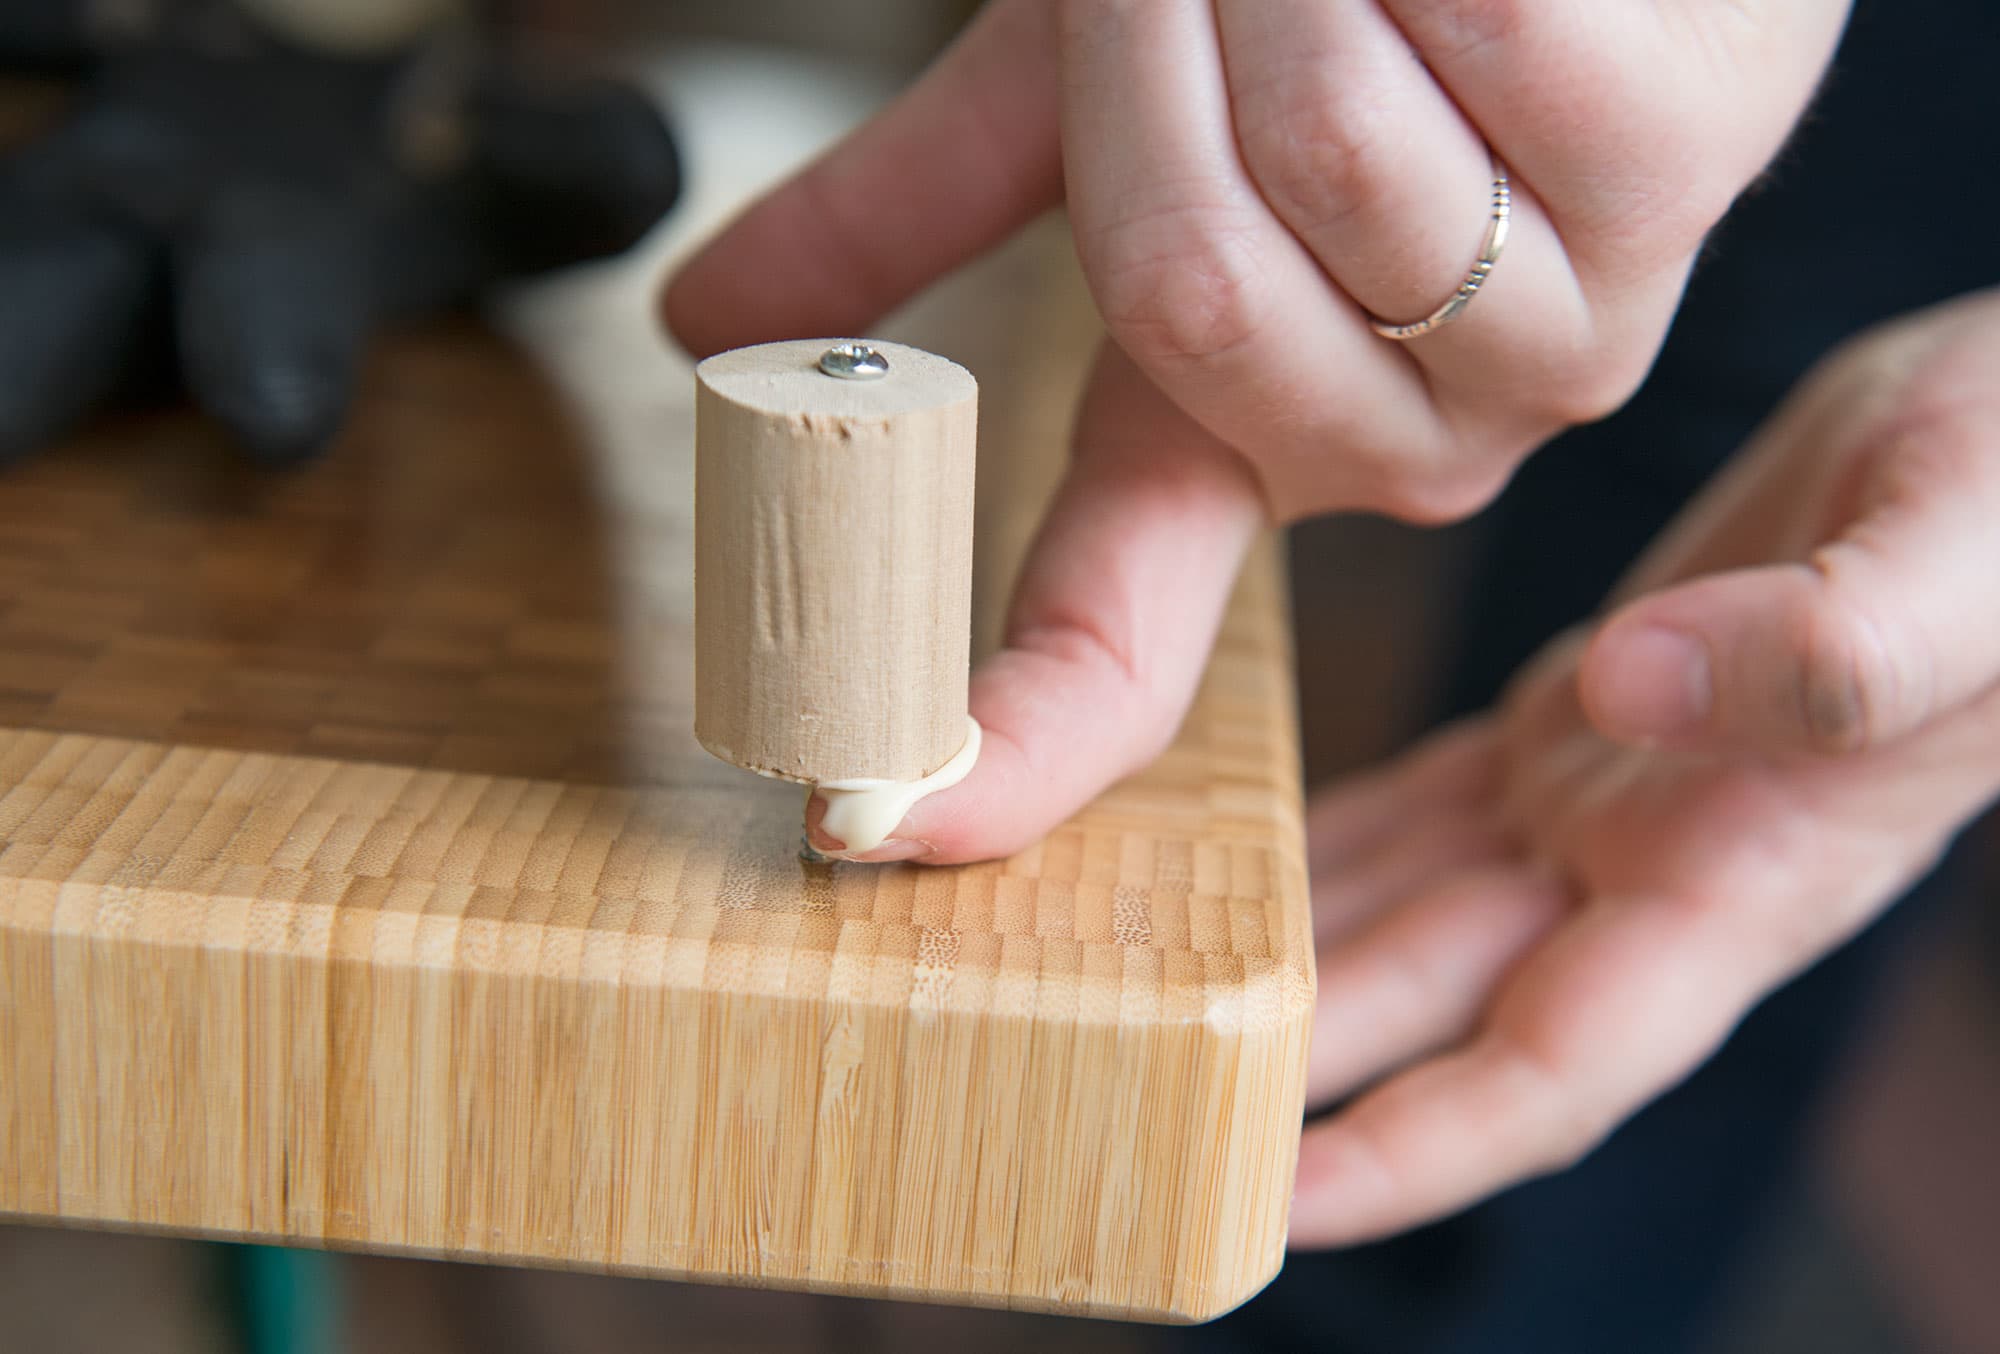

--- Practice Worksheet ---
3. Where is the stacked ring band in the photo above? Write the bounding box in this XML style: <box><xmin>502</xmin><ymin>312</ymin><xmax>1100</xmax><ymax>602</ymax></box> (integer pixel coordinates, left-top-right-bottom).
<box><xmin>1368</xmin><ymin>162</ymin><xmax>1512</xmax><ymax>341</ymax></box>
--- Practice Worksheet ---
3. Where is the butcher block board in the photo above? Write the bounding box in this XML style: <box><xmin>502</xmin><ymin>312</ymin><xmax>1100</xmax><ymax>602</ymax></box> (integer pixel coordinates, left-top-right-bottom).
<box><xmin>0</xmin><ymin>54</ymin><xmax>1313</xmax><ymax>1323</ymax></box>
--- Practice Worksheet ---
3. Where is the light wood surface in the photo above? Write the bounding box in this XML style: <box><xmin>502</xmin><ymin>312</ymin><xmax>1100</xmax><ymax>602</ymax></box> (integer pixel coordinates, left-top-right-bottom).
<box><xmin>0</xmin><ymin>57</ymin><xmax>1313</xmax><ymax>1324</ymax></box>
<box><xmin>694</xmin><ymin>338</ymin><xmax>977</xmax><ymax>785</ymax></box>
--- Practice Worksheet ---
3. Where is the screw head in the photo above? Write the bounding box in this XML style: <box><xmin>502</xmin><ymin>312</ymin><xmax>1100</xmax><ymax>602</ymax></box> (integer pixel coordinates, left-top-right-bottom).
<box><xmin>817</xmin><ymin>342</ymin><xmax>890</xmax><ymax>381</ymax></box>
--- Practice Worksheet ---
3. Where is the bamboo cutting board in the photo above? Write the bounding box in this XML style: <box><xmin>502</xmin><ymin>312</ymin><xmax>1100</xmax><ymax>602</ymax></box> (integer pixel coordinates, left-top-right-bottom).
<box><xmin>0</xmin><ymin>59</ymin><xmax>1313</xmax><ymax>1323</ymax></box>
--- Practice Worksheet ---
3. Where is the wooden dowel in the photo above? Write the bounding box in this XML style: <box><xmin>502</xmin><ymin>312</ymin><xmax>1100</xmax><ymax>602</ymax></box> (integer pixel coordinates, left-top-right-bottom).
<box><xmin>694</xmin><ymin>338</ymin><xmax>977</xmax><ymax>786</ymax></box>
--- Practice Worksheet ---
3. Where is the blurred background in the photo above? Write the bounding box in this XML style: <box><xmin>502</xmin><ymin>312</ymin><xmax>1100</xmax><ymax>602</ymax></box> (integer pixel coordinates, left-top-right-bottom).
<box><xmin>0</xmin><ymin>2</ymin><xmax>1994</xmax><ymax>1351</ymax></box>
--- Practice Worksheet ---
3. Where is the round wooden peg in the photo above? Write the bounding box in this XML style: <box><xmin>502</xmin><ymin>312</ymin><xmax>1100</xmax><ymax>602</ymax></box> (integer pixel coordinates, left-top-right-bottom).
<box><xmin>694</xmin><ymin>338</ymin><xmax>978</xmax><ymax>789</ymax></box>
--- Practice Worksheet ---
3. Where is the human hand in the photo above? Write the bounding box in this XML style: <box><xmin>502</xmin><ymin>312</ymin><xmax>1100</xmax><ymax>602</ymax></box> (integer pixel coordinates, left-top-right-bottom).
<box><xmin>1288</xmin><ymin>288</ymin><xmax>2000</xmax><ymax>1246</ymax></box>
<box><xmin>666</xmin><ymin>0</ymin><xmax>1850</xmax><ymax>862</ymax></box>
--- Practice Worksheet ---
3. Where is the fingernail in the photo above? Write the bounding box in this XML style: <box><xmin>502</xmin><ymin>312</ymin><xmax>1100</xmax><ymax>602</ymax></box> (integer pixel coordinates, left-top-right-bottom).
<box><xmin>833</xmin><ymin>838</ymin><xmax>932</xmax><ymax>864</ymax></box>
<box><xmin>1592</xmin><ymin>626</ymin><xmax>1712</xmax><ymax>741</ymax></box>
<box><xmin>805</xmin><ymin>794</ymin><xmax>930</xmax><ymax>862</ymax></box>
<box><xmin>804</xmin><ymin>793</ymin><xmax>840</xmax><ymax>854</ymax></box>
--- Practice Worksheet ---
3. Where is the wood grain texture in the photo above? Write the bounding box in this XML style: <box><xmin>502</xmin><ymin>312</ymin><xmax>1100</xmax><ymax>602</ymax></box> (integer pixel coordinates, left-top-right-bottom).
<box><xmin>0</xmin><ymin>64</ymin><xmax>1313</xmax><ymax>1324</ymax></box>
<box><xmin>694</xmin><ymin>339</ymin><xmax>977</xmax><ymax>784</ymax></box>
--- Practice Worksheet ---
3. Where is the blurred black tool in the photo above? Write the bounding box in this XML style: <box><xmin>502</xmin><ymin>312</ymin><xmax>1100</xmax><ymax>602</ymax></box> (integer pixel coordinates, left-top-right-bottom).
<box><xmin>0</xmin><ymin>1</ymin><xmax>681</xmax><ymax>464</ymax></box>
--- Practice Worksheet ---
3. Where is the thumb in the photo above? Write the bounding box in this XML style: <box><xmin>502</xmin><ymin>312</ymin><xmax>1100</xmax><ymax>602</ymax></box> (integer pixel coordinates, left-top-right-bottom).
<box><xmin>1580</xmin><ymin>422</ymin><xmax>2000</xmax><ymax>756</ymax></box>
<box><xmin>809</xmin><ymin>342</ymin><xmax>1266</xmax><ymax>863</ymax></box>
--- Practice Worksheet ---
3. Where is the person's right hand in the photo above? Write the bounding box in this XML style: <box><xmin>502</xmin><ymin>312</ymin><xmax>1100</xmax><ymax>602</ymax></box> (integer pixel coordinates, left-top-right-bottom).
<box><xmin>668</xmin><ymin>0</ymin><xmax>1851</xmax><ymax>863</ymax></box>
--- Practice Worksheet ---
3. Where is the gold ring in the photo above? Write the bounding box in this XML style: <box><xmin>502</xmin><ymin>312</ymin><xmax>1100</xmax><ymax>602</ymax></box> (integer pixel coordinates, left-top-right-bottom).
<box><xmin>1368</xmin><ymin>162</ymin><xmax>1511</xmax><ymax>341</ymax></box>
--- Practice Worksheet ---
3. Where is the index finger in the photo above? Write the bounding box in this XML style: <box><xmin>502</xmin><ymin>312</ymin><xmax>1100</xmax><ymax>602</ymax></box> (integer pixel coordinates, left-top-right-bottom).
<box><xmin>662</xmin><ymin>0</ymin><xmax>1062</xmax><ymax>358</ymax></box>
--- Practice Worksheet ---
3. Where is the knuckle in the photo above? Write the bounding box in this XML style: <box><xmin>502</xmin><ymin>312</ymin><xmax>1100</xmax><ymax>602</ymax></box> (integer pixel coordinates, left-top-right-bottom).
<box><xmin>1527</xmin><ymin>1123</ymin><xmax>1601</xmax><ymax>1178</ymax></box>
<box><xmin>1378</xmin><ymin>471</ymin><xmax>1508</xmax><ymax>525</ymax></box>
<box><xmin>1497</xmin><ymin>1034</ymin><xmax>1610</xmax><ymax>1177</ymax></box>
<box><xmin>1128</xmin><ymin>711</ymin><xmax>1182</xmax><ymax>772</ymax></box>
<box><xmin>1872</xmin><ymin>398</ymin><xmax>2000</xmax><ymax>484</ymax></box>
<box><xmin>1365</xmin><ymin>430</ymin><xmax>1528</xmax><ymax>524</ymax></box>
<box><xmin>1480</xmin><ymin>324</ymin><xmax>1660</xmax><ymax>431</ymax></box>
<box><xmin>1233</xmin><ymin>74</ymin><xmax>1404</xmax><ymax>236</ymax></box>
<box><xmin>1790</xmin><ymin>575</ymin><xmax>1908</xmax><ymax>754</ymax></box>
<box><xmin>1588</xmin><ymin>159</ymin><xmax>1744</xmax><ymax>277</ymax></box>
<box><xmin>1088</xmin><ymin>205</ymin><xmax>1273</xmax><ymax>364</ymax></box>
<box><xmin>1398</xmin><ymin>0</ymin><xmax>1531</xmax><ymax>66</ymax></box>
<box><xmin>1528</xmin><ymin>1103</ymin><xmax>1612</xmax><ymax>1179</ymax></box>
<box><xmin>1533</xmin><ymin>351</ymin><xmax>1651</xmax><ymax>427</ymax></box>
<box><xmin>1007</xmin><ymin>613</ymin><xmax>1175</xmax><ymax>773</ymax></box>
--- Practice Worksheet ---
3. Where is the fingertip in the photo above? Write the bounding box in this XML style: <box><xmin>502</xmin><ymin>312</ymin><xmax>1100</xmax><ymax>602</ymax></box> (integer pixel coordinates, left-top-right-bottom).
<box><xmin>1287</xmin><ymin>1123</ymin><xmax>1394</xmax><ymax>1251</ymax></box>
<box><xmin>657</xmin><ymin>0</ymin><xmax>1061</xmax><ymax>360</ymax></box>
<box><xmin>655</xmin><ymin>194</ymin><xmax>886</xmax><ymax>359</ymax></box>
<box><xmin>802</xmin><ymin>785</ymin><xmax>943</xmax><ymax>866</ymax></box>
<box><xmin>1578</xmin><ymin>614</ymin><xmax>1713</xmax><ymax>746</ymax></box>
<box><xmin>658</xmin><ymin>246</ymin><xmax>727</xmax><ymax>358</ymax></box>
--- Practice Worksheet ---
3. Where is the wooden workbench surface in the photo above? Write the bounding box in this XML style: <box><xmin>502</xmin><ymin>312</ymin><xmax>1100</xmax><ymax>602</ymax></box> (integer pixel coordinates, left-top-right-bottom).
<box><xmin>0</xmin><ymin>56</ymin><xmax>1312</xmax><ymax>1323</ymax></box>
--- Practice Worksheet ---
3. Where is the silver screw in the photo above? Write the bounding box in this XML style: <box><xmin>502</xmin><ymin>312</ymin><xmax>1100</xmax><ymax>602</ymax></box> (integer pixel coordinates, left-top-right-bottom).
<box><xmin>818</xmin><ymin>342</ymin><xmax>890</xmax><ymax>381</ymax></box>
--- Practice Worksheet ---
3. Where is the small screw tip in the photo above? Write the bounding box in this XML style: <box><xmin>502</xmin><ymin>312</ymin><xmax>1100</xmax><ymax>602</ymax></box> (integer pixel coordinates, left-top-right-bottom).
<box><xmin>818</xmin><ymin>342</ymin><xmax>889</xmax><ymax>381</ymax></box>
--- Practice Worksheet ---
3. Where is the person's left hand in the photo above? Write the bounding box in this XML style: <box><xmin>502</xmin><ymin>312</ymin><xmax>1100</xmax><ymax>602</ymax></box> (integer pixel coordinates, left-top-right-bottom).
<box><xmin>1289</xmin><ymin>288</ymin><xmax>2000</xmax><ymax>1246</ymax></box>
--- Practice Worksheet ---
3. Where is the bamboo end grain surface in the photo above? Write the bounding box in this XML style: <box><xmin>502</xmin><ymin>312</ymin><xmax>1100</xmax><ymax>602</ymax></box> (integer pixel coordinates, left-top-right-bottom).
<box><xmin>0</xmin><ymin>63</ymin><xmax>1313</xmax><ymax>1323</ymax></box>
